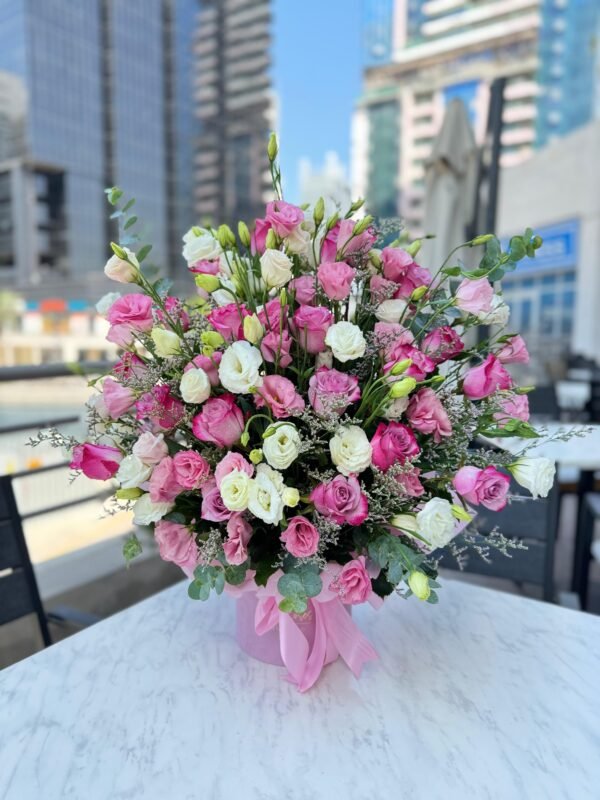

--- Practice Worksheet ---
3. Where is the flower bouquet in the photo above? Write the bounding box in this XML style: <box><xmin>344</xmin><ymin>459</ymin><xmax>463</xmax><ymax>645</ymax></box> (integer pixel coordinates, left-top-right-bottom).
<box><xmin>61</xmin><ymin>135</ymin><xmax>556</xmax><ymax>692</ymax></box>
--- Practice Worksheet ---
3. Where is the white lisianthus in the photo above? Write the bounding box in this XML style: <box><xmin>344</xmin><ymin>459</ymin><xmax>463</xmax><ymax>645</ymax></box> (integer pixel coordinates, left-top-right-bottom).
<box><xmin>263</xmin><ymin>423</ymin><xmax>301</xmax><ymax>470</ymax></box>
<box><xmin>104</xmin><ymin>248</ymin><xmax>139</xmax><ymax>283</ymax></box>
<box><xmin>151</xmin><ymin>328</ymin><xmax>181</xmax><ymax>357</ymax></box>
<box><xmin>390</xmin><ymin>513</ymin><xmax>418</xmax><ymax>534</ymax></box>
<box><xmin>182</xmin><ymin>228</ymin><xmax>222</xmax><ymax>265</ymax></box>
<box><xmin>179</xmin><ymin>368</ymin><xmax>211</xmax><ymax>404</ymax></box>
<box><xmin>218</xmin><ymin>341</ymin><xmax>263</xmax><ymax>394</ymax></box>
<box><xmin>217</xmin><ymin>252</ymin><xmax>233</xmax><ymax>279</ymax></box>
<box><xmin>478</xmin><ymin>294</ymin><xmax>510</xmax><ymax>326</ymax></box>
<box><xmin>375</xmin><ymin>298</ymin><xmax>409</xmax><ymax>324</ymax></box>
<box><xmin>219</xmin><ymin>469</ymin><xmax>251</xmax><ymax>511</ymax></box>
<box><xmin>87</xmin><ymin>392</ymin><xmax>109</xmax><ymax>420</ymax></box>
<box><xmin>96</xmin><ymin>291</ymin><xmax>120</xmax><ymax>316</ymax></box>
<box><xmin>330</xmin><ymin>425</ymin><xmax>372</xmax><ymax>476</ymax></box>
<box><xmin>282</xmin><ymin>486</ymin><xmax>300</xmax><ymax>507</ymax></box>
<box><xmin>383</xmin><ymin>396</ymin><xmax>410</xmax><ymax>420</ymax></box>
<box><xmin>284</xmin><ymin>225</ymin><xmax>311</xmax><ymax>256</ymax></box>
<box><xmin>324</xmin><ymin>321</ymin><xmax>366</xmax><ymax>362</ymax></box>
<box><xmin>243</xmin><ymin>313</ymin><xmax>264</xmax><ymax>345</ymax></box>
<box><xmin>416</xmin><ymin>498</ymin><xmax>457</xmax><ymax>550</ymax></box>
<box><xmin>116</xmin><ymin>455</ymin><xmax>152</xmax><ymax>489</ymax></box>
<box><xmin>132</xmin><ymin>493</ymin><xmax>173</xmax><ymax>526</ymax></box>
<box><xmin>256</xmin><ymin>463</ymin><xmax>285</xmax><ymax>493</ymax></box>
<box><xmin>132</xmin><ymin>432</ymin><xmax>168</xmax><ymax>466</ymax></box>
<box><xmin>248</xmin><ymin>470</ymin><xmax>285</xmax><ymax>525</ymax></box>
<box><xmin>260</xmin><ymin>248</ymin><xmax>293</xmax><ymax>289</ymax></box>
<box><xmin>212</xmin><ymin>279</ymin><xmax>237</xmax><ymax>307</ymax></box>
<box><xmin>509</xmin><ymin>457</ymin><xmax>555</xmax><ymax>498</ymax></box>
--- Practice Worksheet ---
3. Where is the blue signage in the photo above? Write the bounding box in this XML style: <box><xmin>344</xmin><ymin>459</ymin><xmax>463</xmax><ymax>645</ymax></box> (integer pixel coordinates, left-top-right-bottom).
<box><xmin>502</xmin><ymin>219</ymin><xmax>579</xmax><ymax>273</ymax></box>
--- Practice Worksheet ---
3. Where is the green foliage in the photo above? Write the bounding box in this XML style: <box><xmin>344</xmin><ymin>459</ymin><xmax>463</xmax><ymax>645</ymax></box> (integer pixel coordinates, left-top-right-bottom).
<box><xmin>479</xmin><ymin>419</ymin><xmax>540</xmax><ymax>439</ymax></box>
<box><xmin>368</xmin><ymin>533</ymin><xmax>423</xmax><ymax>586</ymax></box>
<box><xmin>123</xmin><ymin>534</ymin><xmax>142</xmax><ymax>564</ymax></box>
<box><xmin>188</xmin><ymin>564</ymin><xmax>225</xmax><ymax>601</ymax></box>
<box><xmin>277</xmin><ymin>562</ymin><xmax>322</xmax><ymax>614</ymax></box>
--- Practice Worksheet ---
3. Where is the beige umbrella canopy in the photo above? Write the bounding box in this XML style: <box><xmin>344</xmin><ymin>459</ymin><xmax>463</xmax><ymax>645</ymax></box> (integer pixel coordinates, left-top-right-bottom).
<box><xmin>421</xmin><ymin>98</ymin><xmax>478</xmax><ymax>270</ymax></box>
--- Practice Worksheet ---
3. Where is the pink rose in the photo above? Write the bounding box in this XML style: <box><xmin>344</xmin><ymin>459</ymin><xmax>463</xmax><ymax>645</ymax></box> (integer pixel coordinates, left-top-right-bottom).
<box><xmin>334</xmin><ymin>556</ymin><xmax>371</xmax><ymax>605</ymax></box>
<box><xmin>192</xmin><ymin>394</ymin><xmax>245</xmax><ymax>447</ymax></box>
<box><xmin>463</xmin><ymin>355</ymin><xmax>512</xmax><ymax>400</ymax></box>
<box><xmin>288</xmin><ymin>275</ymin><xmax>316</xmax><ymax>305</ymax></box>
<box><xmin>113</xmin><ymin>353</ymin><xmax>147</xmax><ymax>380</ymax></box>
<box><xmin>453</xmin><ymin>465</ymin><xmax>510</xmax><ymax>511</ymax></box>
<box><xmin>149</xmin><ymin>456</ymin><xmax>183</xmax><ymax>503</ymax></box>
<box><xmin>102</xmin><ymin>378</ymin><xmax>135</xmax><ymax>419</ymax></box>
<box><xmin>320</xmin><ymin>221</ymin><xmax>340</xmax><ymax>262</ymax></box>
<box><xmin>317</xmin><ymin>261</ymin><xmax>356</xmax><ymax>301</ymax></box>
<box><xmin>185</xmin><ymin>352</ymin><xmax>222</xmax><ymax>386</ymax></box>
<box><xmin>336</xmin><ymin>218</ymin><xmax>376</xmax><ymax>257</ymax></box>
<box><xmin>254</xmin><ymin>375</ymin><xmax>305</xmax><ymax>419</ymax></box>
<box><xmin>310</xmin><ymin>475</ymin><xmax>368</xmax><ymax>526</ymax></box>
<box><xmin>173</xmin><ymin>450</ymin><xmax>211</xmax><ymax>489</ymax></box>
<box><xmin>223</xmin><ymin>513</ymin><xmax>252</xmax><ymax>565</ymax></box>
<box><xmin>370</xmin><ymin>275</ymin><xmax>397</xmax><ymax>304</ymax></box>
<box><xmin>291</xmin><ymin>305</ymin><xmax>333</xmax><ymax>354</ymax></box>
<box><xmin>154</xmin><ymin>520</ymin><xmax>198</xmax><ymax>578</ymax></box>
<box><xmin>207</xmin><ymin>303</ymin><xmax>249</xmax><ymax>342</ymax></box>
<box><xmin>494</xmin><ymin>394</ymin><xmax>530</xmax><ymax>426</ymax></box>
<box><xmin>496</xmin><ymin>335</ymin><xmax>529</xmax><ymax>364</ymax></box>
<box><xmin>265</xmin><ymin>200</ymin><xmax>304</xmax><ymax>237</ymax></box>
<box><xmin>132</xmin><ymin>432</ymin><xmax>169</xmax><ymax>466</ymax></box>
<box><xmin>200</xmin><ymin>479</ymin><xmax>231</xmax><ymax>522</ymax></box>
<box><xmin>371</xmin><ymin>422</ymin><xmax>420</xmax><ymax>471</ymax></box>
<box><xmin>407</xmin><ymin>388</ymin><xmax>452</xmax><ymax>443</ymax></box>
<box><xmin>188</xmin><ymin>259</ymin><xmax>220</xmax><ymax>275</ymax></box>
<box><xmin>281</xmin><ymin>516</ymin><xmax>320</xmax><ymax>558</ymax></box>
<box><xmin>106</xmin><ymin>294</ymin><xmax>154</xmax><ymax>346</ymax></box>
<box><xmin>251</xmin><ymin>217</ymin><xmax>271</xmax><ymax>254</ymax></box>
<box><xmin>136</xmin><ymin>385</ymin><xmax>184</xmax><ymax>430</ymax></box>
<box><xmin>396</xmin><ymin>467</ymin><xmax>425</xmax><ymax>497</ymax></box>
<box><xmin>214</xmin><ymin>452</ymin><xmax>253</xmax><ymax>489</ymax></box>
<box><xmin>455</xmin><ymin>277</ymin><xmax>493</xmax><ymax>315</ymax></box>
<box><xmin>381</xmin><ymin>248</ymin><xmax>431</xmax><ymax>298</ymax></box>
<box><xmin>422</xmin><ymin>326</ymin><xmax>465</xmax><ymax>364</ymax></box>
<box><xmin>308</xmin><ymin>366</ymin><xmax>361</xmax><ymax>415</ymax></box>
<box><xmin>70</xmin><ymin>442</ymin><xmax>122</xmax><ymax>480</ymax></box>
<box><xmin>257</xmin><ymin>298</ymin><xmax>288</xmax><ymax>332</ymax></box>
<box><xmin>260</xmin><ymin>329</ymin><xmax>293</xmax><ymax>368</ymax></box>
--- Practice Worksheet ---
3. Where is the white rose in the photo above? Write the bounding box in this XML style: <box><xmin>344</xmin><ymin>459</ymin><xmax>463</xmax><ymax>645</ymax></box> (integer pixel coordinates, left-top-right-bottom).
<box><xmin>133</xmin><ymin>493</ymin><xmax>173</xmax><ymax>525</ymax></box>
<box><xmin>219</xmin><ymin>469</ymin><xmax>251</xmax><ymax>511</ymax></box>
<box><xmin>179</xmin><ymin>368</ymin><xmax>211</xmax><ymax>404</ymax></box>
<box><xmin>324</xmin><ymin>321</ymin><xmax>366</xmax><ymax>362</ymax></box>
<box><xmin>478</xmin><ymin>294</ymin><xmax>510</xmax><ymax>326</ymax></box>
<box><xmin>182</xmin><ymin>228</ymin><xmax>222</xmax><ymax>265</ymax></box>
<box><xmin>509</xmin><ymin>457</ymin><xmax>555</xmax><ymax>498</ymax></box>
<box><xmin>248</xmin><ymin>471</ymin><xmax>285</xmax><ymax>525</ymax></box>
<box><xmin>151</xmin><ymin>328</ymin><xmax>181</xmax><ymax>357</ymax></box>
<box><xmin>383</xmin><ymin>396</ymin><xmax>410</xmax><ymax>420</ymax></box>
<box><xmin>416</xmin><ymin>498</ymin><xmax>457</xmax><ymax>550</ymax></box>
<box><xmin>330</xmin><ymin>425</ymin><xmax>372</xmax><ymax>476</ymax></box>
<box><xmin>132</xmin><ymin>432</ymin><xmax>168</xmax><ymax>466</ymax></box>
<box><xmin>218</xmin><ymin>341</ymin><xmax>263</xmax><ymax>394</ymax></box>
<box><xmin>260</xmin><ymin>248</ymin><xmax>293</xmax><ymax>289</ymax></box>
<box><xmin>375</xmin><ymin>298</ymin><xmax>409</xmax><ymax>324</ymax></box>
<box><xmin>104</xmin><ymin>248</ymin><xmax>139</xmax><ymax>283</ymax></box>
<box><xmin>263</xmin><ymin>423</ymin><xmax>300</xmax><ymax>470</ymax></box>
<box><xmin>96</xmin><ymin>291</ymin><xmax>120</xmax><ymax>316</ymax></box>
<box><xmin>116</xmin><ymin>455</ymin><xmax>152</xmax><ymax>489</ymax></box>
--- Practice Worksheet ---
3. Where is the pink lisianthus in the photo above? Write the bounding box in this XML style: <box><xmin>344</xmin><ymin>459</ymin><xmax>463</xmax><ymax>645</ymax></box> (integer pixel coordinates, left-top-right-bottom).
<box><xmin>384</xmin><ymin>340</ymin><xmax>435</xmax><ymax>381</ymax></box>
<box><xmin>188</xmin><ymin>259</ymin><xmax>220</xmax><ymax>275</ymax></box>
<box><xmin>371</xmin><ymin>421</ymin><xmax>420</xmax><ymax>471</ymax></box>
<box><xmin>407</xmin><ymin>388</ymin><xmax>452</xmax><ymax>443</ymax></box>
<box><xmin>185</xmin><ymin>352</ymin><xmax>222</xmax><ymax>386</ymax></box>
<box><xmin>333</xmin><ymin>556</ymin><xmax>371</xmax><ymax>605</ymax></box>
<box><xmin>453</xmin><ymin>465</ymin><xmax>511</xmax><ymax>511</ymax></box>
<box><xmin>374</xmin><ymin>322</ymin><xmax>414</xmax><ymax>357</ymax></box>
<box><xmin>455</xmin><ymin>277</ymin><xmax>493</xmax><ymax>315</ymax></box>
<box><xmin>310</xmin><ymin>475</ymin><xmax>368</xmax><ymax>526</ymax></box>
<box><xmin>257</xmin><ymin>298</ymin><xmax>288</xmax><ymax>332</ymax></box>
<box><xmin>370</xmin><ymin>275</ymin><xmax>398</xmax><ymax>304</ymax></box>
<box><xmin>381</xmin><ymin>248</ymin><xmax>432</xmax><ymax>298</ymax></box>
<box><xmin>291</xmin><ymin>305</ymin><xmax>333</xmax><ymax>354</ymax></box>
<box><xmin>422</xmin><ymin>326</ymin><xmax>465</xmax><ymax>364</ymax></box>
<box><xmin>154</xmin><ymin>520</ymin><xmax>198</xmax><ymax>578</ymax></box>
<box><xmin>251</xmin><ymin>217</ymin><xmax>271</xmax><ymax>255</ymax></box>
<box><xmin>102</xmin><ymin>378</ymin><xmax>135</xmax><ymax>419</ymax></box>
<box><xmin>308</xmin><ymin>366</ymin><xmax>361</xmax><ymax>415</ymax></box>
<box><xmin>254</xmin><ymin>375</ymin><xmax>305</xmax><ymax>419</ymax></box>
<box><xmin>70</xmin><ymin>442</ymin><xmax>122</xmax><ymax>480</ymax></box>
<box><xmin>336</xmin><ymin>218</ymin><xmax>377</xmax><ymax>258</ymax></box>
<box><xmin>496</xmin><ymin>335</ymin><xmax>529</xmax><ymax>364</ymax></box>
<box><xmin>223</xmin><ymin>513</ymin><xmax>252</xmax><ymax>565</ymax></box>
<box><xmin>136</xmin><ymin>385</ymin><xmax>184</xmax><ymax>430</ymax></box>
<box><xmin>200</xmin><ymin>479</ymin><xmax>232</xmax><ymax>522</ymax></box>
<box><xmin>396</xmin><ymin>466</ymin><xmax>425</xmax><ymax>497</ymax></box>
<box><xmin>317</xmin><ymin>261</ymin><xmax>356</xmax><ymax>301</ymax></box>
<box><xmin>132</xmin><ymin>432</ymin><xmax>168</xmax><ymax>466</ymax></box>
<box><xmin>320</xmin><ymin>221</ymin><xmax>340</xmax><ymax>262</ymax></box>
<box><xmin>149</xmin><ymin>456</ymin><xmax>183</xmax><ymax>503</ymax></box>
<box><xmin>463</xmin><ymin>354</ymin><xmax>512</xmax><ymax>400</ymax></box>
<box><xmin>192</xmin><ymin>394</ymin><xmax>245</xmax><ymax>447</ymax></box>
<box><xmin>173</xmin><ymin>450</ymin><xmax>211</xmax><ymax>489</ymax></box>
<box><xmin>265</xmin><ymin>200</ymin><xmax>305</xmax><ymax>237</ymax></box>
<box><xmin>494</xmin><ymin>394</ymin><xmax>530</xmax><ymax>426</ymax></box>
<box><xmin>260</xmin><ymin>329</ymin><xmax>293</xmax><ymax>368</ymax></box>
<box><xmin>113</xmin><ymin>352</ymin><xmax>147</xmax><ymax>380</ymax></box>
<box><xmin>214</xmin><ymin>452</ymin><xmax>254</xmax><ymax>490</ymax></box>
<box><xmin>106</xmin><ymin>293</ymin><xmax>154</xmax><ymax>346</ymax></box>
<box><xmin>288</xmin><ymin>275</ymin><xmax>316</xmax><ymax>305</ymax></box>
<box><xmin>280</xmin><ymin>516</ymin><xmax>320</xmax><ymax>558</ymax></box>
<box><xmin>156</xmin><ymin>296</ymin><xmax>190</xmax><ymax>331</ymax></box>
<box><xmin>207</xmin><ymin>303</ymin><xmax>249</xmax><ymax>341</ymax></box>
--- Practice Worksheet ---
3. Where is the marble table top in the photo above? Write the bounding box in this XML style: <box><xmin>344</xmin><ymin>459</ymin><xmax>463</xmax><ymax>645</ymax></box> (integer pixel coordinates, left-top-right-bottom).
<box><xmin>485</xmin><ymin>421</ymin><xmax>600</xmax><ymax>471</ymax></box>
<box><xmin>1</xmin><ymin>579</ymin><xmax>599</xmax><ymax>800</ymax></box>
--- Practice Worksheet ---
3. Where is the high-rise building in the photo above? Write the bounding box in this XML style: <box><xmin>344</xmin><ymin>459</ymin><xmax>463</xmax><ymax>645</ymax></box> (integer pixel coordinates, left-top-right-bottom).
<box><xmin>0</xmin><ymin>0</ymin><xmax>199</xmax><ymax>298</ymax></box>
<box><xmin>353</xmin><ymin>0</ymin><xmax>600</xmax><ymax>234</ymax></box>
<box><xmin>298</xmin><ymin>152</ymin><xmax>351</xmax><ymax>212</ymax></box>
<box><xmin>194</xmin><ymin>0</ymin><xmax>273</xmax><ymax>227</ymax></box>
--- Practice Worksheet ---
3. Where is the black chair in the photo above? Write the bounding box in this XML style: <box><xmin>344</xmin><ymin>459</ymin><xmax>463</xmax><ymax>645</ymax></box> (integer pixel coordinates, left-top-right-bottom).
<box><xmin>572</xmin><ymin>493</ymin><xmax>600</xmax><ymax>610</ymax></box>
<box><xmin>0</xmin><ymin>474</ymin><xmax>98</xmax><ymax>649</ymax></box>
<box><xmin>443</xmin><ymin>478</ymin><xmax>560</xmax><ymax>602</ymax></box>
<box><xmin>528</xmin><ymin>385</ymin><xmax>560</xmax><ymax>420</ymax></box>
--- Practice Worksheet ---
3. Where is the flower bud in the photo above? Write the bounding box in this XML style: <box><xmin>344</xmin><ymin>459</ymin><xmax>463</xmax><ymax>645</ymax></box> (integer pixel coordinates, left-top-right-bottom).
<box><xmin>410</xmin><ymin>285</ymin><xmax>427</xmax><ymax>302</ymax></box>
<box><xmin>282</xmin><ymin>487</ymin><xmax>300</xmax><ymax>507</ymax></box>
<box><xmin>217</xmin><ymin>224</ymin><xmax>236</xmax><ymax>249</ymax></box>
<box><xmin>389</xmin><ymin>377</ymin><xmax>417</xmax><ymax>399</ymax></box>
<box><xmin>104</xmin><ymin>246</ymin><xmax>139</xmax><ymax>284</ymax></box>
<box><xmin>531</xmin><ymin>235</ymin><xmax>543</xmax><ymax>250</ymax></box>
<box><xmin>202</xmin><ymin>345</ymin><xmax>214</xmax><ymax>357</ymax></box>
<box><xmin>243</xmin><ymin>313</ymin><xmax>264</xmax><ymax>345</ymax></box>
<box><xmin>469</xmin><ymin>233</ymin><xmax>495</xmax><ymax>247</ymax></box>
<box><xmin>390</xmin><ymin>513</ymin><xmax>418</xmax><ymax>534</ymax></box>
<box><xmin>279</xmin><ymin>288</ymin><xmax>287</xmax><ymax>307</ymax></box>
<box><xmin>408</xmin><ymin>571</ymin><xmax>431</xmax><ymax>601</ymax></box>
<box><xmin>265</xmin><ymin>229</ymin><xmax>278</xmax><ymax>250</ymax></box>
<box><xmin>249</xmin><ymin>448</ymin><xmax>263</xmax><ymax>465</ymax></box>
<box><xmin>430</xmin><ymin>375</ymin><xmax>445</xmax><ymax>385</ymax></box>
<box><xmin>151</xmin><ymin>327</ymin><xmax>181</xmax><ymax>357</ymax></box>
<box><xmin>451</xmin><ymin>504</ymin><xmax>472</xmax><ymax>522</ymax></box>
<box><xmin>116</xmin><ymin>487</ymin><xmax>143</xmax><ymax>500</ymax></box>
<box><xmin>390</xmin><ymin>358</ymin><xmax>412</xmax><ymax>376</ymax></box>
<box><xmin>267</xmin><ymin>132</ymin><xmax>278</xmax><ymax>162</ymax></box>
<box><xmin>194</xmin><ymin>273</ymin><xmax>220</xmax><ymax>292</ymax></box>
<box><xmin>240</xmin><ymin>431</ymin><xmax>250</xmax><ymax>447</ymax></box>
<box><xmin>201</xmin><ymin>331</ymin><xmax>224</xmax><ymax>348</ymax></box>
<box><xmin>238</xmin><ymin>221</ymin><xmax>251</xmax><ymax>247</ymax></box>
<box><xmin>191</xmin><ymin>225</ymin><xmax>203</xmax><ymax>237</ymax></box>
<box><xmin>349</xmin><ymin>197</ymin><xmax>365</xmax><ymax>213</ymax></box>
<box><xmin>313</xmin><ymin>197</ymin><xmax>325</xmax><ymax>227</ymax></box>
<box><xmin>368</xmin><ymin>249</ymin><xmax>382</xmax><ymax>269</ymax></box>
<box><xmin>353</xmin><ymin>215</ymin><xmax>373</xmax><ymax>235</ymax></box>
<box><xmin>326</xmin><ymin>212</ymin><xmax>339</xmax><ymax>231</ymax></box>
<box><xmin>406</xmin><ymin>239</ymin><xmax>421</xmax><ymax>258</ymax></box>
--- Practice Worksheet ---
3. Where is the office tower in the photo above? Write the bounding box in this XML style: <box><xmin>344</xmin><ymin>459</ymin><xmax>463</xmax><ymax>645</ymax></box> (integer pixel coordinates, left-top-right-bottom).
<box><xmin>194</xmin><ymin>0</ymin><xmax>273</xmax><ymax>227</ymax></box>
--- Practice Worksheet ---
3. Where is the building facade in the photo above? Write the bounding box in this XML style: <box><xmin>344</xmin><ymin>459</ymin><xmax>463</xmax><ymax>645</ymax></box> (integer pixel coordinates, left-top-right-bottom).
<box><xmin>194</xmin><ymin>0</ymin><xmax>273</xmax><ymax>227</ymax></box>
<box><xmin>0</xmin><ymin>0</ymin><xmax>199</xmax><ymax>299</ymax></box>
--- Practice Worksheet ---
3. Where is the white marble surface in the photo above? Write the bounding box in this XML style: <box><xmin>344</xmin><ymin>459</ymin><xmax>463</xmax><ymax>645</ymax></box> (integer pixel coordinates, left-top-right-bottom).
<box><xmin>488</xmin><ymin>422</ymin><xmax>600</xmax><ymax>470</ymax></box>
<box><xmin>1</xmin><ymin>579</ymin><xmax>599</xmax><ymax>800</ymax></box>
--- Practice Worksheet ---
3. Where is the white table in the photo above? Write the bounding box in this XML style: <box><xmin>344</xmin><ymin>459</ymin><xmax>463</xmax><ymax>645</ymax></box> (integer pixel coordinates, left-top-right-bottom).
<box><xmin>1</xmin><ymin>580</ymin><xmax>599</xmax><ymax>799</ymax></box>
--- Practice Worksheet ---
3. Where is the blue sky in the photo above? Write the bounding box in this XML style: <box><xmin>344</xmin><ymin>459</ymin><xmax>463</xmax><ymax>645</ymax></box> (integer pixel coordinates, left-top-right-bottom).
<box><xmin>273</xmin><ymin>0</ymin><xmax>363</xmax><ymax>203</ymax></box>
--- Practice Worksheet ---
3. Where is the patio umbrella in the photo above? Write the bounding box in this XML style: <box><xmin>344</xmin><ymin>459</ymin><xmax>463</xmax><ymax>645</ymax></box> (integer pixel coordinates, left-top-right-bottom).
<box><xmin>421</xmin><ymin>98</ymin><xmax>478</xmax><ymax>270</ymax></box>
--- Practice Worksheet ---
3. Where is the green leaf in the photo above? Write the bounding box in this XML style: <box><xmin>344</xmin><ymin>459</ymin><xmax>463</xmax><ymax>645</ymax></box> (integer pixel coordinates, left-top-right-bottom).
<box><xmin>137</xmin><ymin>244</ymin><xmax>153</xmax><ymax>263</ymax></box>
<box><xmin>254</xmin><ymin>560</ymin><xmax>278</xmax><ymax>587</ymax></box>
<box><xmin>224</xmin><ymin>563</ymin><xmax>248</xmax><ymax>586</ymax></box>
<box><xmin>279</xmin><ymin>596</ymin><xmax>307</xmax><ymax>614</ymax></box>
<box><xmin>154</xmin><ymin>277</ymin><xmax>173</xmax><ymax>297</ymax></box>
<box><xmin>122</xmin><ymin>198</ymin><xmax>136</xmax><ymax>213</ymax></box>
<box><xmin>124</xmin><ymin>215</ymin><xmax>138</xmax><ymax>230</ymax></box>
<box><xmin>441</xmin><ymin>265</ymin><xmax>462</xmax><ymax>277</ymax></box>
<box><xmin>123</xmin><ymin>534</ymin><xmax>142</xmax><ymax>564</ymax></box>
<box><xmin>105</xmin><ymin>187</ymin><xmax>123</xmax><ymax>205</ymax></box>
<box><xmin>508</xmin><ymin>235</ymin><xmax>526</xmax><ymax>261</ymax></box>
